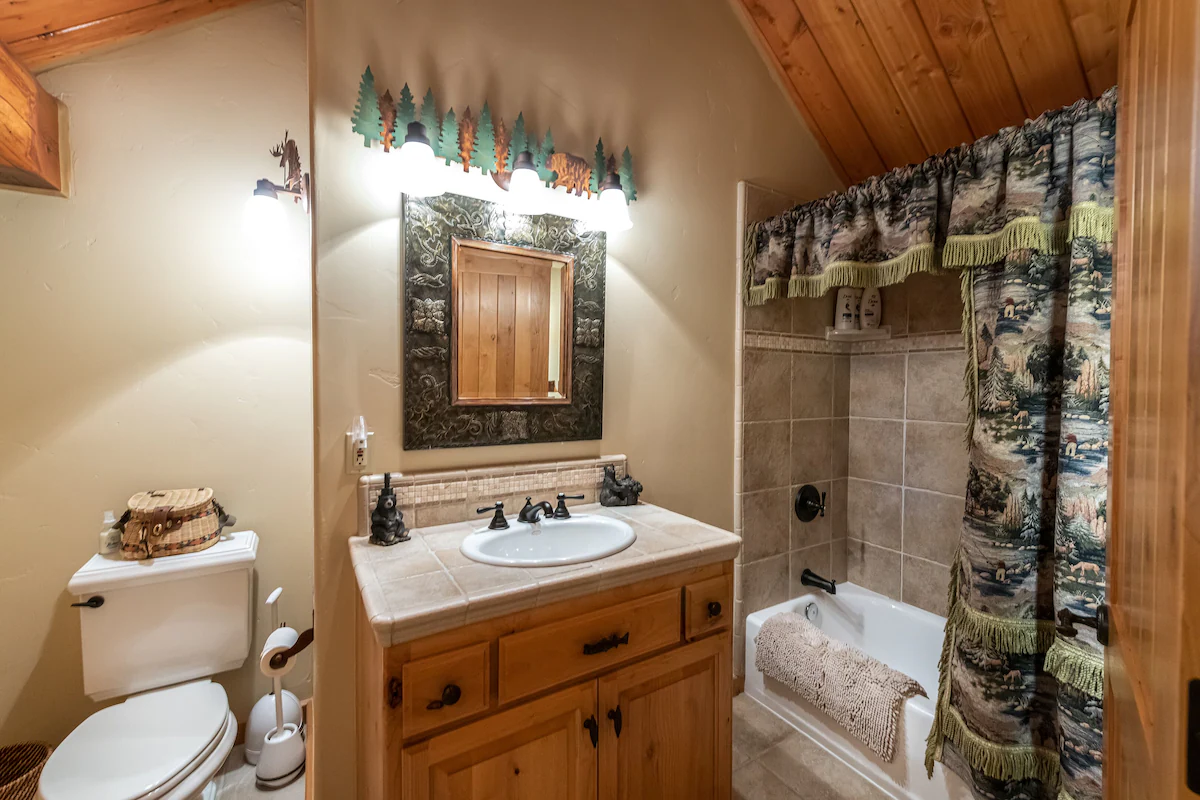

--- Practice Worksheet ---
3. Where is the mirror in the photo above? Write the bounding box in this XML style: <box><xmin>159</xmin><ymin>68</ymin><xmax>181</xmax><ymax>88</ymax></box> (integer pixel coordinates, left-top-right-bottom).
<box><xmin>451</xmin><ymin>238</ymin><xmax>573</xmax><ymax>405</ymax></box>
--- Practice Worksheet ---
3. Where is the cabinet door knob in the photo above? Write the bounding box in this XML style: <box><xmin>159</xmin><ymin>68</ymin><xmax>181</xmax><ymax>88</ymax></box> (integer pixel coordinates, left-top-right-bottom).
<box><xmin>583</xmin><ymin>715</ymin><xmax>599</xmax><ymax>748</ymax></box>
<box><xmin>426</xmin><ymin>683</ymin><xmax>462</xmax><ymax>710</ymax></box>
<box><xmin>707</xmin><ymin>601</ymin><xmax>722</xmax><ymax>618</ymax></box>
<box><xmin>607</xmin><ymin>705</ymin><xmax>623</xmax><ymax>738</ymax></box>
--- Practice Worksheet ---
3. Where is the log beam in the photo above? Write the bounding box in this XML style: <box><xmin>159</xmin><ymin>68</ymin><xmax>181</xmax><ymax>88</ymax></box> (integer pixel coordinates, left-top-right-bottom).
<box><xmin>0</xmin><ymin>40</ymin><xmax>64</xmax><ymax>194</ymax></box>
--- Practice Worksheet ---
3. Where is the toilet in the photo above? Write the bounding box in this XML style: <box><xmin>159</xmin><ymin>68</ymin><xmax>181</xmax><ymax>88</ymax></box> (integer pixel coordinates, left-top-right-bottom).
<box><xmin>39</xmin><ymin>531</ymin><xmax>259</xmax><ymax>800</ymax></box>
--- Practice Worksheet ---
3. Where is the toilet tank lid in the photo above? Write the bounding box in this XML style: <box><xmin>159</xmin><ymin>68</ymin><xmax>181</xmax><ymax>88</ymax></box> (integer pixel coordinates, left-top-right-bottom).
<box><xmin>68</xmin><ymin>530</ymin><xmax>259</xmax><ymax>595</ymax></box>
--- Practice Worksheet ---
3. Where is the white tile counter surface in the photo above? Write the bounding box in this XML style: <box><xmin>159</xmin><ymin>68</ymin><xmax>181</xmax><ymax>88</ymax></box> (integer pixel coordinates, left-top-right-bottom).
<box><xmin>350</xmin><ymin>503</ymin><xmax>740</xmax><ymax>648</ymax></box>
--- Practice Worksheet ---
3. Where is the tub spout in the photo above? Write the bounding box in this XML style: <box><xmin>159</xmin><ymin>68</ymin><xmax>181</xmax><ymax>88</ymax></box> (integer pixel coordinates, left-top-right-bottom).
<box><xmin>800</xmin><ymin>569</ymin><xmax>836</xmax><ymax>595</ymax></box>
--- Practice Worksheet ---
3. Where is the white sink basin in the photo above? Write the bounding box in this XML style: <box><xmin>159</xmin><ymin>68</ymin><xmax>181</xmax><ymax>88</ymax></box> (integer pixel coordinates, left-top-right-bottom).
<box><xmin>460</xmin><ymin>514</ymin><xmax>636</xmax><ymax>567</ymax></box>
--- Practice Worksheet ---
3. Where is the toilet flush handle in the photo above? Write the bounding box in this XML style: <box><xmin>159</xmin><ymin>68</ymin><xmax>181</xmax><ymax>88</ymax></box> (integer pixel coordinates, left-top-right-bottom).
<box><xmin>71</xmin><ymin>596</ymin><xmax>104</xmax><ymax>609</ymax></box>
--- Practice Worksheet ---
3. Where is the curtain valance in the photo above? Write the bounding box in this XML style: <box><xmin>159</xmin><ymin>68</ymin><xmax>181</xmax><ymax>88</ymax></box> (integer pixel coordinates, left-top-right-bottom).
<box><xmin>743</xmin><ymin>88</ymin><xmax>1117</xmax><ymax>305</ymax></box>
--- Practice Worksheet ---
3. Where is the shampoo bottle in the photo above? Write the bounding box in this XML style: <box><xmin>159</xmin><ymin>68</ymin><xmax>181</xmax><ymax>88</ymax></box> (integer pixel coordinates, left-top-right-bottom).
<box><xmin>861</xmin><ymin>287</ymin><xmax>881</xmax><ymax>329</ymax></box>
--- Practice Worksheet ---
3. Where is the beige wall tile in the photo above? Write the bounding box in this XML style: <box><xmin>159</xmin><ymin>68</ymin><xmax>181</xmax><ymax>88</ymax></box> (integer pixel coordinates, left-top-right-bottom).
<box><xmin>790</xmin><ymin>418</ymin><xmax>833</xmax><ymax>484</ymax></box>
<box><xmin>415</xmin><ymin>500</ymin><xmax>469</xmax><ymax>528</ymax></box>
<box><xmin>831</xmin><ymin>538</ymin><xmax>848</xmax><ymax>582</ymax></box>
<box><xmin>741</xmin><ymin>488</ymin><xmax>791</xmax><ymax>562</ymax></box>
<box><xmin>903</xmin><ymin>488</ymin><xmax>964</xmax><ymax>565</ymax></box>
<box><xmin>833</xmin><ymin>355</ymin><xmax>851</xmax><ymax>416</ymax></box>
<box><xmin>846</xmin><ymin>539</ymin><xmax>902</xmax><ymax>600</ymax></box>
<box><xmin>906</xmin><ymin>272</ymin><xmax>963</xmax><ymax>334</ymax></box>
<box><xmin>791</xmin><ymin>353</ymin><xmax>834</xmax><ymax>419</ymax></box>
<box><xmin>850</xmin><ymin>354</ymin><xmax>907</xmax><ymax>419</ymax></box>
<box><xmin>791</xmin><ymin>294</ymin><xmax>835</xmax><ymax>336</ymax></box>
<box><xmin>743</xmin><ymin>553</ymin><xmax>790</xmax><ymax>613</ymax></box>
<box><xmin>830</xmin><ymin>477</ymin><xmax>848</xmax><ymax>540</ymax></box>
<box><xmin>744</xmin><ymin>299</ymin><xmax>791</xmax><ymax>333</ymax></box>
<box><xmin>905</xmin><ymin>422</ymin><xmax>969</xmax><ymax>495</ymax></box>
<box><xmin>743</xmin><ymin>422</ymin><xmax>791</xmax><ymax>491</ymax></box>
<box><xmin>790</xmin><ymin>480</ymin><xmax>831</xmax><ymax>549</ymax></box>
<box><xmin>848</xmin><ymin>419</ymin><xmax>904</xmax><ymax>484</ymax></box>
<box><xmin>846</xmin><ymin>479</ymin><xmax>902</xmax><ymax>548</ymax></box>
<box><xmin>790</xmin><ymin>544</ymin><xmax>832</xmax><ymax>594</ymax></box>
<box><xmin>906</xmin><ymin>351</ymin><xmax>968</xmax><ymax>423</ymax></box>
<box><xmin>743</xmin><ymin>349</ymin><xmax>792</xmax><ymax>421</ymax></box>
<box><xmin>831</xmin><ymin>416</ymin><xmax>849</xmax><ymax>477</ymax></box>
<box><xmin>880</xmin><ymin>283</ymin><xmax>908</xmax><ymax>335</ymax></box>
<box><xmin>902</xmin><ymin>556</ymin><xmax>950</xmax><ymax>616</ymax></box>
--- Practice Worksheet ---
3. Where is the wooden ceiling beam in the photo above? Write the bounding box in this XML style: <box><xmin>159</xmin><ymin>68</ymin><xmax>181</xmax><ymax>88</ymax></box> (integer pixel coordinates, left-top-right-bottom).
<box><xmin>4</xmin><ymin>0</ymin><xmax>257</xmax><ymax>72</ymax></box>
<box><xmin>0</xmin><ymin>38</ymin><xmax>64</xmax><ymax>193</ymax></box>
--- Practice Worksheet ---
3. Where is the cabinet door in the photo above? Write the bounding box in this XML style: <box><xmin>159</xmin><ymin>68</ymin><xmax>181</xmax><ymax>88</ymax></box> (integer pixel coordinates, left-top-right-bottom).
<box><xmin>401</xmin><ymin>681</ymin><xmax>597</xmax><ymax>800</ymax></box>
<box><xmin>597</xmin><ymin>635</ymin><xmax>731</xmax><ymax>800</ymax></box>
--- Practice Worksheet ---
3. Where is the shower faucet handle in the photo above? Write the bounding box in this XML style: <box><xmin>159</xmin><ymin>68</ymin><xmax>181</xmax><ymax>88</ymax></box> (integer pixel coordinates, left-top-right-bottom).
<box><xmin>794</xmin><ymin>485</ymin><xmax>827</xmax><ymax>523</ymax></box>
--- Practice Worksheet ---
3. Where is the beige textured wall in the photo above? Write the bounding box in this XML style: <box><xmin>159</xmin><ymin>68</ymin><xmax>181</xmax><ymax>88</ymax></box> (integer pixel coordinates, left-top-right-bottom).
<box><xmin>0</xmin><ymin>0</ymin><xmax>313</xmax><ymax>747</ymax></box>
<box><xmin>309</xmin><ymin>0</ymin><xmax>841</xmax><ymax>793</ymax></box>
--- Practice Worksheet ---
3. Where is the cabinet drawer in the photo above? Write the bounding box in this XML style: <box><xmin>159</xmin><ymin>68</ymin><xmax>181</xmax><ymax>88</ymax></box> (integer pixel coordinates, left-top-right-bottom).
<box><xmin>498</xmin><ymin>589</ymin><xmax>682</xmax><ymax>704</ymax></box>
<box><xmin>401</xmin><ymin>641</ymin><xmax>490</xmax><ymax>738</ymax></box>
<box><xmin>684</xmin><ymin>574</ymin><xmax>732</xmax><ymax>640</ymax></box>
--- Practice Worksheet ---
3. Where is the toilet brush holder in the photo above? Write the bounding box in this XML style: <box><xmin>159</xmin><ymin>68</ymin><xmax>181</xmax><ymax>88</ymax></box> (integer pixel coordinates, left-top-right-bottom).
<box><xmin>255</xmin><ymin>723</ymin><xmax>305</xmax><ymax>789</ymax></box>
<box><xmin>244</xmin><ymin>690</ymin><xmax>302</xmax><ymax>766</ymax></box>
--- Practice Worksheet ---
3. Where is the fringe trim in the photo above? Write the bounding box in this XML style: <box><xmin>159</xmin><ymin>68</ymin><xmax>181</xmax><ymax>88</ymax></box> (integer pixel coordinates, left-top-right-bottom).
<box><xmin>949</xmin><ymin>599</ymin><xmax>1059</xmax><ymax>654</ymax></box>
<box><xmin>1069</xmin><ymin>202</ymin><xmax>1115</xmax><ymax>242</ymax></box>
<box><xmin>744</xmin><ymin>242</ymin><xmax>940</xmax><ymax>305</ymax></box>
<box><xmin>960</xmin><ymin>266</ymin><xmax>978</xmax><ymax>447</ymax></box>
<box><xmin>1060</xmin><ymin>787</ymin><xmax>1078</xmax><ymax>800</ymax></box>
<box><xmin>1045</xmin><ymin>638</ymin><xmax>1105</xmax><ymax>699</ymax></box>
<box><xmin>943</xmin><ymin>217</ymin><xmax>1068</xmax><ymax>267</ymax></box>
<box><xmin>925</xmin><ymin>553</ymin><xmax>961</xmax><ymax>777</ymax></box>
<box><xmin>938</xmin><ymin>704</ymin><xmax>1061</xmax><ymax>786</ymax></box>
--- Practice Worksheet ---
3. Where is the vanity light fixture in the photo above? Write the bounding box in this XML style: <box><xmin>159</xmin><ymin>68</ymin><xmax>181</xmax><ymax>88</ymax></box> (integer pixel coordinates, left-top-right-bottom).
<box><xmin>590</xmin><ymin>172</ymin><xmax>633</xmax><ymax>233</ymax></box>
<box><xmin>395</xmin><ymin>121</ymin><xmax>447</xmax><ymax>198</ymax></box>
<box><xmin>245</xmin><ymin>132</ymin><xmax>309</xmax><ymax>240</ymax></box>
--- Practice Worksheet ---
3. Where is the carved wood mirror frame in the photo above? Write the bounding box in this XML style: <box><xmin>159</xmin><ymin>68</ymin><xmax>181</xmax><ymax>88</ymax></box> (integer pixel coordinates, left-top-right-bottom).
<box><xmin>402</xmin><ymin>194</ymin><xmax>605</xmax><ymax>450</ymax></box>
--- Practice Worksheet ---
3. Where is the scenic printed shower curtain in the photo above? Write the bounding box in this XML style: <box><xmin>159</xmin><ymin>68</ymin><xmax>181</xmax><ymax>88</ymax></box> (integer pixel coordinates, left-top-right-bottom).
<box><xmin>744</xmin><ymin>90</ymin><xmax>1116</xmax><ymax>800</ymax></box>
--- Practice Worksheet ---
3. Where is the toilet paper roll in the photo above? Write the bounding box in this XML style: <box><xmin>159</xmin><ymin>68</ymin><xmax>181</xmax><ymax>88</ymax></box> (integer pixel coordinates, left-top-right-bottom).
<box><xmin>260</xmin><ymin>626</ymin><xmax>300</xmax><ymax>678</ymax></box>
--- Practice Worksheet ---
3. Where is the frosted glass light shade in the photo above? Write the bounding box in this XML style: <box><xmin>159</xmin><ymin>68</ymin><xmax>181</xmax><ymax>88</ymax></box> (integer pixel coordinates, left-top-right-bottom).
<box><xmin>592</xmin><ymin>186</ymin><xmax>632</xmax><ymax>233</ymax></box>
<box><xmin>396</xmin><ymin>139</ymin><xmax>446</xmax><ymax>198</ymax></box>
<box><xmin>243</xmin><ymin>192</ymin><xmax>286</xmax><ymax>241</ymax></box>
<box><xmin>506</xmin><ymin>161</ymin><xmax>545</xmax><ymax>216</ymax></box>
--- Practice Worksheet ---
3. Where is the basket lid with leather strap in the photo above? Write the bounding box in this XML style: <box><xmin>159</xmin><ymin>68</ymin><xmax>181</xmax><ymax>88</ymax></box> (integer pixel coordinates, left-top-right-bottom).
<box><xmin>128</xmin><ymin>488</ymin><xmax>213</xmax><ymax>515</ymax></box>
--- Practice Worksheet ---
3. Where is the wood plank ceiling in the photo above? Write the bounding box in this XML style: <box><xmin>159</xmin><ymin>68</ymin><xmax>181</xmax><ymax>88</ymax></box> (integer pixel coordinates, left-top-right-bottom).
<box><xmin>0</xmin><ymin>0</ymin><xmax>257</xmax><ymax>72</ymax></box>
<box><xmin>733</xmin><ymin>0</ymin><xmax>1119</xmax><ymax>185</ymax></box>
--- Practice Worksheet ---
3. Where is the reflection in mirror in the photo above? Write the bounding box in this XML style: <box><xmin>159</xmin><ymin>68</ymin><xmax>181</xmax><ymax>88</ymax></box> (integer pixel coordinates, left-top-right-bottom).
<box><xmin>451</xmin><ymin>238</ymin><xmax>574</xmax><ymax>405</ymax></box>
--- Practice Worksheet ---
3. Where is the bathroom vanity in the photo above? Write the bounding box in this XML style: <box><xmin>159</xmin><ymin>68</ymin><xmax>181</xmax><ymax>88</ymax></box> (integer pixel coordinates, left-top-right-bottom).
<box><xmin>351</xmin><ymin>502</ymin><xmax>738</xmax><ymax>799</ymax></box>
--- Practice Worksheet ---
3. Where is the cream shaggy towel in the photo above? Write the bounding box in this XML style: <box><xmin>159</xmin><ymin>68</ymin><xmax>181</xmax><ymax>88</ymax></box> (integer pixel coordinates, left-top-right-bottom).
<box><xmin>754</xmin><ymin>612</ymin><xmax>926</xmax><ymax>762</ymax></box>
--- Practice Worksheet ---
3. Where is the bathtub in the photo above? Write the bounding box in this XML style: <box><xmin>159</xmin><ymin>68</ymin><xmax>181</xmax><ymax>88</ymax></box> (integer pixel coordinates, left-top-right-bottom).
<box><xmin>745</xmin><ymin>583</ymin><xmax>970</xmax><ymax>800</ymax></box>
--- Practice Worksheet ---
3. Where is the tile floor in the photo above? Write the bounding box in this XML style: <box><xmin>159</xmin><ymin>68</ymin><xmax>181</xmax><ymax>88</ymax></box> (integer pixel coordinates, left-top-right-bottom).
<box><xmin>733</xmin><ymin>694</ymin><xmax>890</xmax><ymax>800</ymax></box>
<box><xmin>214</xmin><ymin>745</ymin><xmax>305</xmax><ymax>799</ymax></box>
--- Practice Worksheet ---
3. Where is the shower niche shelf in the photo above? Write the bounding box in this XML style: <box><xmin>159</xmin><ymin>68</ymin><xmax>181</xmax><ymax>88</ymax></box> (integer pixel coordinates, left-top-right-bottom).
<box><xmin>824</xmin><ymin>326</ymin><xmax>891</xmax><ymax>342</ymax></box>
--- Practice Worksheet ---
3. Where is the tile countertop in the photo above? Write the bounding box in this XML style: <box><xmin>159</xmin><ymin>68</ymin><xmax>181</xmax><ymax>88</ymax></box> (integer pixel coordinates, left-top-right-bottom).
<box><xmin>350</xmin><ymin>502</ymin><xmax>740</xmax><ymax>648</ymax></box>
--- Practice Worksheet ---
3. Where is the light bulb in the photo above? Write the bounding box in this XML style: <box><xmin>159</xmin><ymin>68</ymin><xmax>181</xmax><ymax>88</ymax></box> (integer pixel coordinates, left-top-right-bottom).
<box><xmin>396</xmin><ymin>122</ymin><xmax>446</xmax><ymax>198</ymax></box>
<box><xmin>590</xmin><ymin>172</ymin><xmax>632</xmax><ymax>233</ymax></box>
<box><xmin>505</xmin><ymin>150</ymin><xmax>544</xmax><ymax>215</ymax></box>
<box><xmin>243</xmin><ymin>191</ymin><xmax>286</xmax><ymax>241</ymax></box>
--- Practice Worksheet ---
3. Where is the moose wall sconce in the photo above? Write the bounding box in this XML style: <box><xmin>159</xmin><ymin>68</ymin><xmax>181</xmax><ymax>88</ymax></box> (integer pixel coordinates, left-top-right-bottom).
<box><xmin>251</xmin><ymin>131</ymin><xmax>311</xmax><ymax>213</ymax></box>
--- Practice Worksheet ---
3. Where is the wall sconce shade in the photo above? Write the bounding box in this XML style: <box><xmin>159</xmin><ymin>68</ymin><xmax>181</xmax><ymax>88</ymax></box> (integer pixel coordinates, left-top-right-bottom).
<box><xmin>397</xmin><ymin>121</ymin><xmax>446</xmax><ymax>198</ymax></box>
<box><xmin>592</xmin><ymin>171</ymin><xmax>632</xmax><ymax>233</ymax></box>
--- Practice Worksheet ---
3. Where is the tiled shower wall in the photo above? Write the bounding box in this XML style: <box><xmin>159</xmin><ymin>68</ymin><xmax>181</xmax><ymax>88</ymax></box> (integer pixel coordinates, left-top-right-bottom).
<box><xmin>734</xmin><ymin>271</ymin><xmax>969</xmax><ymax>674</ymax></box>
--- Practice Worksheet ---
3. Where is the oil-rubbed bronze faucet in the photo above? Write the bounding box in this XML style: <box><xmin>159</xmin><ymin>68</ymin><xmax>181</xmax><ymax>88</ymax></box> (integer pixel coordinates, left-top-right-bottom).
<box><xmin>517</xmin><ymin>497</ymin><xmax>555</xmax><ymax>523</ymax></box>
<box><xmin>800</xmin><ymin>568</ymin><xmax>837</xmax><ymax>595</ymax></box>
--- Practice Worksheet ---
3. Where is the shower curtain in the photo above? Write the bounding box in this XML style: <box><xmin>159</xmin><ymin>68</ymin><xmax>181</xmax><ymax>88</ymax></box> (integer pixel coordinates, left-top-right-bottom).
<box><xmin>744</xmin><ymin>90</ymin><xmax>1115</xmax><ymax>800</ymax></box>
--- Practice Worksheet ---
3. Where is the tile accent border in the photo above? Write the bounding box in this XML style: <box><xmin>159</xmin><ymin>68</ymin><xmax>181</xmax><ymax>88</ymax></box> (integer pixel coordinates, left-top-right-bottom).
<box><xmin>358</xmin><ymin>455</ymin><xmax>628</xmax><ymax>535</ymax></box>
<box><xmin>743</xmin><ymin>330</ymin><xmax>964</xmax><ymax>356</ymax></box>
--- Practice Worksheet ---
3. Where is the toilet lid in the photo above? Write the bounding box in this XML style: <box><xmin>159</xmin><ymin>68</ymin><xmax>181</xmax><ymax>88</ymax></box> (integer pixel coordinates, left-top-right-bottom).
<box><xmin>40</xmin><ymin>681</ymin><xmax>229</xmax><ymax>800</ymax></box>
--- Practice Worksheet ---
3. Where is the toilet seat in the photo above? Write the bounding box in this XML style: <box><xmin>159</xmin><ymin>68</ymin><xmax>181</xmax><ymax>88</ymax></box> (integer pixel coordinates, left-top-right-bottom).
<box><xmin>39</xmin><ymin>681</ymin><xmax>234</xmax><ymax>800</ymax></box>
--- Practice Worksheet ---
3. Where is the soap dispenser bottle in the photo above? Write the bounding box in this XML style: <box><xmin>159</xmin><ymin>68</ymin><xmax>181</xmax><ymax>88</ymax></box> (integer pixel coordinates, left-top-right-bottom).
<box><xmin>98</xmin><ymin>510</ymin><xmax>121</xmax><ymax>556</ymax></box>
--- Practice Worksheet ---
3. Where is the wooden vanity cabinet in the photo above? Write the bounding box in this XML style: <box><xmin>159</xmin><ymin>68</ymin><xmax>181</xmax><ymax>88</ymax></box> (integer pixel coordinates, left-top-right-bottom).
<box><xmin>358</xmin><ymin>561</ymin><xmax>734</xmax><ymax>800</ymax></box>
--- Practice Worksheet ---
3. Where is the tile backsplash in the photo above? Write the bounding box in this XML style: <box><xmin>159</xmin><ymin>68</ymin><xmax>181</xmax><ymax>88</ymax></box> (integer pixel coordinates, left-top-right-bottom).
<box><xmin>358</xmin><ymin>455</ymin><xmax>628</xmax><ymax>535</ymax></box>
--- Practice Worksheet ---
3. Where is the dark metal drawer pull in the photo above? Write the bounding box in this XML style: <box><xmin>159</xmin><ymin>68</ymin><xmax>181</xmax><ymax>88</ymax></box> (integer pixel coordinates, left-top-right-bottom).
<box><xmin>607</xmin><ymin>705</ymin><xmax>623</xmax><ymax>737</ymax></box>
<box><xmin>425</xmin><ymin>683</ymin><xmax>462</xmax><ymax>710</ymax></box>
<box><xmin>707</xmin><ymin>601</ymin><xmax>722</xmax><ymax>618</ymax></box>
<box><xmin>583</xmin><ymin>715</ymin><xmax>599</xmax><ymax>748</ymax></box>
<box><xmin>583</xmin><ymin>632</ymin><xmax>630</xmax><ymax>656</ymax></box>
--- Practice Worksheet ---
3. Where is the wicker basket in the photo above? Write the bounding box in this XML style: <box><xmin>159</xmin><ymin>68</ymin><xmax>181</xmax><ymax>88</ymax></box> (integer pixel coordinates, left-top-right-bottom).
<box><xmin>0</xmin><ymin>743</ymin><xmax>52</xmax><ymax>800</ymax></box>
<box><xmin>119</xmin><ymin>488</ymin><xmax>234</xmax><ymax>560</ymax></box>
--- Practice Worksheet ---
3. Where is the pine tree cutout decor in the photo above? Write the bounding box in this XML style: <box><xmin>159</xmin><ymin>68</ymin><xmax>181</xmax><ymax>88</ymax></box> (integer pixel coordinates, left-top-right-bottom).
<box><xmin>379</xmin><ymin>89</ymin><xmax>396</xmax><ymax>152</ymax></box>
<box><xmin>438</xmin><ymin>108</ymin><xmax>458</xmax><ymax>164</ymax></box>
<box><xmin>620</xmin><ymin>146</ymin><xmax>637</xmax><ymax>202</ymax></box>
<box><xmin>458</xmin><ymin>107</ymin><xmax>476</xmax><ymax>173</ymax></box>
<box><xmin>419</xmin><ymin>89</ymin><xmax>439</xmax><ymax>145</ymax></box>
<box><xmin>348</xmin><ymin>69</ymin><xmax>640</xmax><ymax>211</ymax></box>
<box><xmin>352</xmin><ymin>66</ymin><xmax>384</xmax><ymax>148</ymax></box>
<box><xmin>396</xmin><ymin>84</ymin><xmax>417</xmax><ymax>133</ymax></box>
<box><xmin>475</xmin><ymin>102</ymin><xmax>497</xmax><ymax>174</ymax></box>
<box><xmin>590</xmin><ymin>138</ymin><xmax>605</xmax><ymax>195</ymax></box>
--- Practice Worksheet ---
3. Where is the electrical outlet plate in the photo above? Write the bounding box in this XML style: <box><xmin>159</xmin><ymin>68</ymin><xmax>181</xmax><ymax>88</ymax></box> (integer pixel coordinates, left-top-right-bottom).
<box><xmin>346</xmin><ymin>430</ymin><xmax>374</xmax><ymax>474</ymax></box>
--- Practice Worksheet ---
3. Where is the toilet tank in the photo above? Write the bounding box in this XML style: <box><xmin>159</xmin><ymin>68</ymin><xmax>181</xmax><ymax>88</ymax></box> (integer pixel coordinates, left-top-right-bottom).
<box><xmin>68</xmin><ymin>531</ymin><xmax>258</xmax><ymax>701</ymax></box>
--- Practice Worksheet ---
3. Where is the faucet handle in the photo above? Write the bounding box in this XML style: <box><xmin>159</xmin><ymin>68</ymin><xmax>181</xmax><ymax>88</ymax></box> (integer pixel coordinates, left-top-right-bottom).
<box><xmin>554</xmin><ymin>493</ymin><xmax>586</xmax><ymax>519</ymax></box>
<box><xmin>476</xmin><ymin>502</ymin><xmax>508</xmax><ymax>530</ymax></box>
